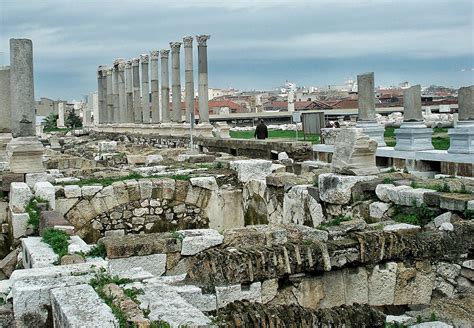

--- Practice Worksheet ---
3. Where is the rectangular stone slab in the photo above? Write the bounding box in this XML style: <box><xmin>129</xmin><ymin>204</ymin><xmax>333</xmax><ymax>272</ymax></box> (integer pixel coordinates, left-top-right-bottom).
<box><xmin>51</xmin><ymin>284</ymin><xmax>118</xmax><ymax>328</ymax></box>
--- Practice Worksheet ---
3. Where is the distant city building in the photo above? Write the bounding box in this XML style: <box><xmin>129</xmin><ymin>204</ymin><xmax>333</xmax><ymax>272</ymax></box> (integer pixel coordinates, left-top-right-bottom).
<box><xmin>35</xmin><ymin>97</ymin><xmax>67</xmax><ymax>116</ymax></box>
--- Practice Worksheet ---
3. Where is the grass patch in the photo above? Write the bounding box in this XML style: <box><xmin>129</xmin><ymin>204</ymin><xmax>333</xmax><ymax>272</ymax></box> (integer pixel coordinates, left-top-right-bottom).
<box><xmin>230</xmin><ymin>129</ymin><xmax>320</xmax><ymax>144</ymax></box>
<box><xmin>383</xmin><ymin>178</ymin><xmax>394</xmax><ymax>184</ymax></box>
<box><xmin>393</xmin><ymin>202</ymin><xmax>437</xmax><ymax>227</ymax></box>
<box><xmin>26</xmin><ymin>198</ymin><xmax>47</xmax><ymax>229</ymax></box>
<box><xmin>150</xmin><ymin>321</ymin><xmax>172</xmax><ymax>328</ymax></box>
<box><xmin>432</xmin><ymin>137</ymin><xmax>450</xmax><ymax>150</ymax></box>
<box><xmin>464</xmin><ymin>209</ymin><xmax>474</xmax><ymax>220</ymax></box>
<box><xmin>170</xmin><ymin>229</ymin><xmax>184</xmax><ymax>241</ymax></box>
<box><xmin>170</xmin><ymin>174</ymin><xmax>191</xmax><ymax>181</ymax></box>
<box><xmin>89</xmin><ymin>270</ymin><xmax>133</xmax><ymax>328</ymax></box>
<box><xmin>384</xmin><ymin>127</ymin><xmax>449</xmax><ymax>150</ymax></box>
<box><xmin>434</xmin><ymin>182</ymin><xmax>451</xmax><ymax>193</ymax></box>
<box><xmin>318</xmin><ymin>216</ymin><xmax>351</xmax><ymax>230</ymax></box>
<box><xmin>42</xmin><ymin>229</ymin><xmax>70</xmax><ymax>258</ymax></box>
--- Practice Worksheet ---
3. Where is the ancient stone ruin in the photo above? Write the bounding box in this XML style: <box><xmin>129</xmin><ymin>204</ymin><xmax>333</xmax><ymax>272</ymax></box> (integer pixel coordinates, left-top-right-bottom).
<box><xmin>0</xmin><ymin>37</ymin><xmax>472</xmax><ymax>328</ymax></box>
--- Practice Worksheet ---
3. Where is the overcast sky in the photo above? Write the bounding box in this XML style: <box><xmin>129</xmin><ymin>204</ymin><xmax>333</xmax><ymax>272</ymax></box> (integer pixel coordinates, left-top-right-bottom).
<box><xmin>1</xmin><ymin>0</ymin><xmax>473</xmax><ymax>100</ymax></box>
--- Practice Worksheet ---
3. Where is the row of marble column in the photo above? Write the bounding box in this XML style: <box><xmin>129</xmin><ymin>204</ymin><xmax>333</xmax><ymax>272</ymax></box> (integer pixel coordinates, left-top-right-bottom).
<box><xmin>356</xmin><ymin>72</ymin><xmax>474</xmax><ymax>154</ymax></box>
<box><xmin>96</xmin><ymin>35</ymin><xmax>210</xmax><ymax>125</ymax></box>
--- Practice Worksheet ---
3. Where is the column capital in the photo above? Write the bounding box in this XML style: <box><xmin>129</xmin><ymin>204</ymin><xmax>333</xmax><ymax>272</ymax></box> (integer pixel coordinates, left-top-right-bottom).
<box><xmin>113</xmin><ymin>58</ymin><xmax>125</xmax><ymax>67</ymax></box>
<box><xmin>125</xmin><ymin>60</ymin><xmax>132</xmax><ymax>69</ymax></box>
<box><xmin>160</xmin><ymin>49</ymin><xmax>170</xmax><ymax>59</ymax></box>
<box><xmin>170</xmin><ymin>42</ymin><xmax>182</xmax><ymax>52</ymax></box>
<box><xmin>139</xmin><ymin>54</ymin><xmax>149</xmax><ymax>64</ymax></box>
<box><xmin>132</xmin><ymin>58</ymin><xmax>140</xmax><ymax>66</ymax></box>
<box><xmin>183</xmin><ymin>36</ymin><xmax>193</xmax><ymax>47</ymax></box>
<box><xmin>116</xmin><ymin>61</ymin><xmax>126</xmax><ymax>72</ymax></box>
<box><xmin>150</xmin><ymin>50</ymin><xmax>160</xmax><ymax>60</ymax></box>
<box><xmin>106</xmin><ymin>68</ymin><xmax>113</xmax><ymax>76</ymax></box>
<box><xmin>97</xmin><ymin>65</ymin><xmax>108</xmax><ymax>78</ymax></box>
<box><xmin>196</xmin><ymin>35</ymin><xmax>210</xmax><ymax>46</ymax></box>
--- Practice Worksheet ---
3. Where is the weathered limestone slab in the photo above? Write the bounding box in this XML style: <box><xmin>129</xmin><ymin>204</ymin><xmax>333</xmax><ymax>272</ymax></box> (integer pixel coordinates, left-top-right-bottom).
<box><xmin>9</xmin><ymin>212</ymin><xmax>29</xmax><ymax>239</ymax></box>
<box><xmin>6</xmin><ymin>136</ymin><xmax>44</xmax><ymax>173</ymax></box>
<box><xmin>394</xmin><ymin>262</ymin><xmax>433</xmax><ymax>305</ymax></box>
<box><xmin>99</xmin><ymin>232</ymin><xmax>181</xmax><ymax>259</ymax></box>
<box><xmin>21</xmin><ymin>237</ymin><xmax>58</xmax><ymax>269</ymax></box>
<box><xmin>319</xmin><ymin>173</ymin><xmax>377</xmax><ymax>205</ymax></box>
<box><xmin>179</xmin><ymin>229</ymin><xmax>224</xmax><ymax>256</ymax></box>
<box><xmin>283</xmin><ymin>185</ymin><xmax>323</xmax><ymax>227</ymax></box>
<box><xmin>383</xmin><ymin>223</ymin><xmax>421</xmax><ymax>232</ymax></box>
<box><xmin>368</xmin><ymin>262</ymin><xmax>397</xmax><ymax>306</ymax></box>
<box><xmin>137</xmin><ymin>284</ymin><xmax>211</xmax><ymax>326</ymax></box>
<box><xmin>13</xmin><ymin>274</ymin><xmax>95</xmax><ymax>327</ymax></box>
<box><xmin>332</xmin><ymin>128</ymin><xmax>379</xmax><ymax>175</ymax></box>
<box><xmin>68</xmin><ymin>236</ymin><xmax>91</xmax><ymax>254</ymax></box>
<box><xmin>230</xmin><ymin>159</ymin><xmax>273</xmax><ymax>182</ymax></box>
<box><xmin>51</xmin><ymin>284</ymin><xmax>118</xmax><ymax>328</ymax></box>
<box><xmin>64</xmin><ymin>185</ymin><xmax>82</xmax><ymax>198</ymax></box>
<box><xmin>108</xmin><ymin>254</ymin><xmax>166</xmax><ymax>279</ymax></box>
<box><xmin>9</xmin><ymin>182</ymin><xmax>32</xmax><ymax>213</ymax></box>
<box><xmin>25</xmin><ymin>172</ymin><xmax>54</xmax><ymax>189</ymax></box>
<box><xmin>98</xmin><ymin>141</ymin><xmax>117</xmax><ymax>154</ymax></box>
<box><xmin>369</xmin><ymin>201</ymin><xmax>390</xmax><ymax>220</ymax></box>
<box><xmin>215</xmin><ymin>282</ymin><xmax>261</xmax><ymax>309</ymax></box>
<box><xmin>34</xmin><ymin>181</ymin><xmax>55</xmax><ymax>210</ymax></box>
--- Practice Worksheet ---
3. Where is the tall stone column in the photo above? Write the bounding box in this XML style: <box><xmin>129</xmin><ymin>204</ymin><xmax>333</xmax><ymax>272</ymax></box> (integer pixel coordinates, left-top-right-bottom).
<box><xmin>0</xmin><ymin>66</ymin><xmax>12</xmax><ymax>169</ymax></box>
<box><xmin>160</xmin><ymin>50</ymin><xmax>170</xmax><ymax>123</ymax></box>
<box><xmin>394</xmin><ymin>85</ymin><xmax>433</xmax><ymax>151</ymax></box>
<box><xmin>132</xmin><ymin>58</ymin><xmax>142</xmax><ymax>123</ymax></box>
<box><xmin>57</xmin><ymin>102</ymin><xmax>66</xmax><ymax>128</ymax></box>
<box><xmin>355</xmin><ymin>72</ymin><xmax>386</xmax><ymax>146</ymax></box>
<box><xmin>140</xmin><ymin>54</ymin><xmax>150</xmax><ymax>123</ymax></box>
<box><xmin>170</xmin><ymin>42</ymin><xmax>182</xmax><ymax>122</ymax></box>
<box><xmin>125</xmin><ymin>61</ymin><xmax>134</xmax><ymax>123</ymax></box>
<box><xmin>183</xmin><ymin>36</ymin><xmax>194</xmax><ymax>123</ymax></box>
<box><xmin>106</xmin><ymin>68</ymin><xmax>113</xmax><ymax>123</ymax></box>
<box><xmin>96</xmin><ymin>65</ymin><xmax>106</xmax><ymax>124</ymax></box>
<box><xmin>197</xmin><ymin>35</ymin><xmax>210</xmax><ymax>123</ymax></box>
<box><xmin>150</xmin><ymin>51</ymin><xmax>160</xmax><ymax>124</ymax></box>
<box><xmin>112</xmin><ymin>63</ymin><xmax>120</xmax><ymax>123</ymax></box>
<box><xmin>114</xmin><ymin>59</ymin><xmax>126</xmax><ymax>123</ymax></box>
<box><xmin>6</xmin><ymin>38</ymin><xmax>44</xmax><ymax>173</ymax></box>
<box><xmin>448</xmin><ymin>85</ymin><xmax>474</xmax><ymax>154</ymax></box>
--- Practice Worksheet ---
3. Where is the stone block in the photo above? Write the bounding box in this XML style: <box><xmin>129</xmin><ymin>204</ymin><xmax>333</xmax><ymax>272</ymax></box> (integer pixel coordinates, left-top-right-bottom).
<box><xmin>369</xmin><ymin>201</ymin><xmax>390</xmax><ymax>220</ymax></box>
<box><xmin>34</xmin><ymin>181</ymin><xmax>56</xmax><ymax>210</ymax></box>
<box><xmin>108</xmin><ymin>254</ymin><xmax>166</xmax><ymax>279</ymax></box>
<box><xmin>178</xmin><ymin>229</ymin><xmax>224</xmax><ymax>256</ymax></box>
<box><xmin>68</xmin><ymin>236</ymin><xmax>91</xmax><ymax>254</ymax></box>
<box><xmin>60</xmin><ymin>254</ymin><xmax>85</xmax><ymax>265</ymax></box>
<box><xmin>319</xmin><ymin>270</ymin><xmax>346</xmax><ymax>308</ymax></box>
<box><xmin>137</xmin><ymin>285</ymin><xmax>211</xmax><ymax>326</ymax></box>
<box><xmin>81</xmin><ymin>185</ymin><xmax>103</xmax><ymax>198</ymax></box>
<box><xmin>319</xmin><ymin>173</ymin><xmax>377</xmax><ymax>205</ymax></box>
<box><xmin>138</xmin><ymin>179</ymin><xmax>153</xmax><ymax>199</ymax></box>
<box><xmin>229</xmin><ymin>159</ymin><xmax>273</xmax><ymax>183</ymax></box>
<box><xmin>434</xmin><ymin>212</ymin><xmax>452</xmax><ymax>228</ymax></box>
<box><xmin>9</xmin><ymin>182</ymin><xmax>32</xmax><ymax>213</ymax></box>
<box><xmin>283</xmin><ymin>185</ymin><xmax>324</xmax><ymax>227</ymax></box>
<box><xmin>397</xmin><ymin>187</ymin><xmax>434</xmax><ymax>207</ymax></box>
<box><xmin>98</xmin><ymin>141</ymin><xmax>117</xmax><ymax>153</ymax></box>
<box><xmin>21</xmin><ymin>237</ymin><xmax>58</xmax><ymax>269</ymax></box>
<box><xmin>13</xmin><ymin>274</ymin><xmax>94</xmax><ymax>327</ymax></box>
<box><xmin>0</xmin><ymin>202</ymin><xmax>7</xmax><ymax>224</ymax></box>
<box><xmin>63</xmin><ymin>185</ymin><xmax>82</xmax><ymax>198</ymax></box>
<box><xmin>368</xmin><ymin>262</ymin><xmax>397</xmax><ymax>306</ymax></box>
<box><xmin>126</xmin><ymin>154</ymin><xmax>146</xmax><ymax>165</ymax></box>
<box><xmin>410</xmin><ymin>322</ymin><xmax>453</xmax><ymax>328</ymax></box>
<box><xmin>25</xmin><ymin>172</ymin><xmax>54</xmax><ymax>189</ymax></box>
<box><xmin>261</xmin><ymin>279</ymin><xmax>278</xmax><ymax>304</ymax></box>
<box><xmin>439</xmin><ymin>193</ymin><xmax>472</xmax><ymax>211</ymax></box>
<box><xmin>344</xmin><ymin>267</ymin><xmax>369</xmax><ymax>305</ymax></box>
<box><xmin>99</xmin><ymin>233</ymin><xmax>181</xmax><ymax>259</ymax></box>
<box><xmin>190</xmin><ymin>176</ymin><xmax>218</xmax><ymax>191</ymax></box>
<box><xmin>39</xmin><ymin>211</ymin><xmax>72</xmax><ymax>236</ymax></box>
<box><xmin>145</xmin><ymin>155</ymin><xmax>164</xmax><ymax>165</ymax></box>
<box><xmin>55</xmin><ymin>198</ymin><xmax>78</xmax><ymax>216</ymax></box>
<box><xmin>170</xmin><ymin>284</ymin><xmax>217</xmax><ymax>312</ymax></box>
<box><xmin>10</xmin><ymin>211</ymin><xmax>29</xmax><ymax>239</ymax></box>
<box><xmin>215</xmin><ymin>282</ymin><xmax>261</xmax><ymax>309</ymax></box>
<box><xmin>6</xmin><ymin>137</ymin><xmax>44</xmax><ymax>173</ymax></box>
<box><xmin>394</xmin><ymin>262</ymin><xmax>434</xmax><ymax>305</ymax></box>
<box><xmin>51</xmin><ymin>284</ymin><xmax>118</xmax><ymax>328</ymax></box>
<box><xmin>0</xmin><ymin>173</ymin><xmax>24</xmax><ymax>192</ymax></box>
<box><xmin>0</xmin><ymin>249</ymin><xmax>18</xmax><ymax>278</ymax></box>
<box><xmin>383</xmin><ymin>223</ymin><xmax>421</xmax><ymax>232</ymax></box>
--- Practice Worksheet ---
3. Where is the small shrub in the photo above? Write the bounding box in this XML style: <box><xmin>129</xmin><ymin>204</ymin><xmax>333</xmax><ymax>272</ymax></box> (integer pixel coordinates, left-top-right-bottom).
<box><xmin>455</xmin><ymin>184</ymin><xmax>471</xmax><ymax>194</ymax></box>
<box><xmin>410</xmin><ymin>181</ymin><xmax>419</xmax><ymax>189</ymax></box>
<box><xmin>26</xmin><ymin>199</ymin><xmax>41</xmax><ymax>229</ymax></box>
<box><xmin>435</xmin><ymin>182</ymin><xmax>451</xmax><ymax>193</ymax></box>
<box><xmin>464</xmin><ymin>209</ymin><xmax>474</xmax><ymax>220</ymax></box>
<box><xmin>151</xmin><ymin>321</ymin><xmax>172</xmax><ymax>328</ymax></box>
<box><xmin>383</xmin><ymin>178</ymin><xmax>394</xmax><ymax>184</ymax></box>
<box><xmin>86</xmin><ymin>244</ymin><xmax>107</xmax><ymax>259</ymax></box>
<box><xmin>124</xmin><ymin>287</ymin><xmax>144</xmax><ymax>304</ymax></box>
<box><xmin>387</xmin><ymin>167</ymin><xmax>397</xmax><ymax>173</ymax></box>
<box><xmin>171</xmin><ymin>174</ymin><xmax>191</xmax><ymax>181</ymax></box>
<box><xmin>170</xmin><ymin>230</ymin><xmax>184</xmax><ymax>241</ymax></box>
<box><xmin>42</xmin><ymin>229</ymin><xmax>70</xmax><ymax>258</ymax></box>
<box><xmin>215</xmin><ymin>162</ymin><xmax>223</xmax><ymax>169</ymax></box>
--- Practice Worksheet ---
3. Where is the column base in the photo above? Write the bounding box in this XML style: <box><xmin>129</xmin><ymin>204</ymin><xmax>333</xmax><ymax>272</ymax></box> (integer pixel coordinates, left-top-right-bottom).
<box><xmin>159</xmin><ymin>123</ymin><xmax>172</xmax><ymax>136</ymax></box>
<box><xmin>394</xmin><ymin>122</ymin><xmax>434</xmax><ymax>151</ymax></box>
<box><xmin>356</xmin><ymin>121</ymin><xmax>386</xmax><ymax>147</ymax></box>
<box><xmin>194</xmin><ymin>123</ymin><xmax>214</xmax><ymax>138</ymax></box>
<box><xmin>213</xmin><ymin>122</ymin><xmax>231</xmax><ymax>139</ymax></box>
<box><xmin>448</xmin><ymin>121</ymin><xmax>474</xmax><ymax>154</ymax></box>
<box><xmin>0</xmin><ymin>133</ymin><xmax>12</xmax><ymax>171</ymax></box>
<box><xmin>6</xmin><ymin>136</ymin><xmax>45</xmax><ymax>173</ymax></box>
<box><xmin>170</xmin><ymin>123</ymin><xmax>189</xmax><ymax>137</ymax></box>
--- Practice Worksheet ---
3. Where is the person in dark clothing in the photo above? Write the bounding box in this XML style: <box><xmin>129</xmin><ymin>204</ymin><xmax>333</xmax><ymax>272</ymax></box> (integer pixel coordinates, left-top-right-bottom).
<box><xmin>254</xmin><ymin>119</ymin><xmax>268</xmax><ymax>140</ymax></box>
